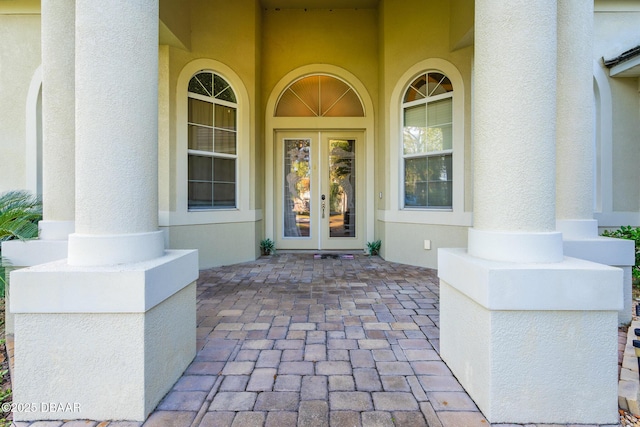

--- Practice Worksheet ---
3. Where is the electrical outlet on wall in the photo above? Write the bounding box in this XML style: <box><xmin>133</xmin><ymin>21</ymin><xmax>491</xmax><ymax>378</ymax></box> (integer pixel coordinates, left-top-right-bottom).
<box><xmin>424</xmin><ymin>240</ymin><xmax>431</xmax><ymax>250</ymax></box>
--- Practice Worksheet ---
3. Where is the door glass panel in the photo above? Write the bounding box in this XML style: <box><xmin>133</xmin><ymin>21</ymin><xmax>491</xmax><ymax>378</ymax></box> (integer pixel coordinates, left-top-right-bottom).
<box><xmin>283</xmin><ymin>139</ymin><xmax>311</xmax><ymax>237</ymax></box>
<box><xmin>329</xmin><ymin>139</ymin><xmax>355</xmax><ymax>238</ymax></box>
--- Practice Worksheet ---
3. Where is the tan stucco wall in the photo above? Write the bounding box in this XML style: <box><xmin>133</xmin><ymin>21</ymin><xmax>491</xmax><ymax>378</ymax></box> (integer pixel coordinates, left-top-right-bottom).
<box><xmin>164</xmin><ymin>222</ymin><xmax>258</xmax><ymax>269</ymax></box>
<box><xmin>159</xmin><ymin>1</ymin><xmax>477</xmax><ymax>269</ymax></box>
<box><xmin>0</xmin><ymin>1</ymin><xmax>39</xmax><ymax>14</ymax></box>
<box><xmin>0</xmin><ymin>14</ymin><xmax>40</xmax><ymax>194</ymax></box>
<box><xmin>594</xmin><ymin>9</ymin><xmax>640</xmax><ymax>214</ymax></box>
<box><xmin>261</xmin><ymin>7</ymin><xmax>379</xmax><ymax>116</ymax></box>
<box><xmin>166</xmin><ymin>0</ymin><xmax>261</xmax><ymax>212</ymax></box>
<box><xmin>610</xmin><ymin>77</ymin><xmax>640</xmax><ymax>212</ymax></box>
<box><xmin>375</xmin><ymin>0</ymin><xmax>474</xmax><ymax>268</ymax></box>
<box><xmin>449</xmin><ymin>0</ymin><xmax>474</xmax><ymax>50</ymax></box>
<box><xmin>159</xmin><ymin>0</ymin><xmax>191</xmax><ymax>50</ymax></box>
<box><xmin>2</xmin><ymin>1</ymin><xmax>637</xmax><ymax>271</ymax></box>
<box><xmin>160</xmin><ymin>0</ymin><xmax>263</xmax><ymax>264</ymax></box>
<box><xmin>378</xmin><ymin>0</ymin><xmax>473</xmax><ymax>213</ymax></box>
<box><xmin>381</xmin><ymin>221</ymin><xmax>468</xmax><ymax>269</ymax></box>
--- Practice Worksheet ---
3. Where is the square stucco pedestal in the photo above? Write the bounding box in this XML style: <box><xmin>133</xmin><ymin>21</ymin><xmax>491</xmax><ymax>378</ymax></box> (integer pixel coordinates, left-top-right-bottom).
<box><xmin>562</xmin><ymin>237</ymin><xmax>635</xmax><ymax>325</ymax></box>
<box><xmin>9</xmin><ymin>250</ymin><xmax>198</xmax><ymax>422</ymax></box>
<box><xmin>1</xmin><ymin>238</ymin><xmax>70</xmax><ymax>335</ymax></box>
<box><xmin>438</xmin><ymin>248</ymin><xmax>623</xmax><ymax>425</ymax></box>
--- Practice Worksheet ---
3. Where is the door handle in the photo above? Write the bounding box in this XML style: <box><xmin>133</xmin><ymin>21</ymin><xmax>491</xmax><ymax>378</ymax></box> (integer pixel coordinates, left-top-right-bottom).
<box><xmin>321</xmin><ymin>194</ymin><xmax>326</xmax><ymax>218</ymax></box>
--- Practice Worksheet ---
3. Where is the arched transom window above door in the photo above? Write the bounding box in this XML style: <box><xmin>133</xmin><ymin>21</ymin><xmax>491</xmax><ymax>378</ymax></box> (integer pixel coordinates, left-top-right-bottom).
<box><xmin>275</xmin><ymin>74</ymin><xmax>365</xmax><ymax>117</ymax></box>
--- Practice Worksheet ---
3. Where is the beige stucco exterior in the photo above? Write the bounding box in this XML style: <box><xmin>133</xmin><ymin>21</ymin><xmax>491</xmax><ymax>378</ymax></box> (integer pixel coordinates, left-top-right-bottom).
<box><xmin>0</xmin><ymin>0</ymin><xmax>638</xmax><ymax>269</ymax></box>
<box><xmin>593</xmin><ymin>2</ymin><xmax>640</xmax><ymax>224</ymax></box>
<box><xmin>0</xmin><ymin>12</ymin><xmax>41</xmax><ymax>194</ymax></box>
<box><xmin>1</xmin><ymin>1</ymin><xmax>638</xmax><ymax>424</ymax></box>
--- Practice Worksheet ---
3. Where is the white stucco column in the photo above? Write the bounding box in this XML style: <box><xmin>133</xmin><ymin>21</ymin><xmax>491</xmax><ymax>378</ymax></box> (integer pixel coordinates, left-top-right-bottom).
<box><xmin>67</xmin><ymin>0</ymin><xmax>163</xmax><ymax>266</ymax></box>
<box><xmin>40</xmin><ymin>0</ymin><xmax>75</xmax><ymax>239</ymax></box>
<box><xmin>10</xmin><ymin>0</ymin><xmax>198</xmax><ymax>421</ymax></box>
<box><xmin>467</xmin><ymin>0</ymin><xmax>563</xmax><ymax>263</ymax></box>
<box><xmin>2</xmin><ymin>0</ymin><xmax>76</xmax><ymax>262</ymax></box>
<box><xmin>1</xmin><ymin>0</ymin><xmax>77</xmax><ymax>336</ymax></box>
<box><xmin>556</xmin><ymin>0</ymin><xmax>595</xmax><ymax>229</ymax></box>
<box><xmin>555</xmin><ymin>0</ymin><xmax>635</xmax><ymax>325</ymax></box>
<box><xmin>438</xmin><ymin>0</ymin><xmax>622</xmax><ymax>424</ymax></box>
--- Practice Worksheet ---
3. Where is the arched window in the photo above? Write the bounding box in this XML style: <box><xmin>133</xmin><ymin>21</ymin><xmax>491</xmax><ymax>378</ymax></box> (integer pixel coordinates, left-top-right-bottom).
<box><xmin>275</xmin><ymin>74</ymin><xmax>364</xmax><ymax>117</ymax></box>
<box><xmin>187</xmin><ymin>71</ymin><xmax>237</xmax><ymax>209</ymax></box>
<box><xmin>402</xmin><ymin>72</ymin><xmax>453</xmax><ymax>209</ymax></box>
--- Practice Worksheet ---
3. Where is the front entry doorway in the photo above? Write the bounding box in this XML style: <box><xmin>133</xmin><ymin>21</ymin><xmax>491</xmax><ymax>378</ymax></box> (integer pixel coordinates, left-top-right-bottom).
<box><xmin>275</xmin><ymin>130</ymin><xmax>364</xmax><ymax>251</ymax></box>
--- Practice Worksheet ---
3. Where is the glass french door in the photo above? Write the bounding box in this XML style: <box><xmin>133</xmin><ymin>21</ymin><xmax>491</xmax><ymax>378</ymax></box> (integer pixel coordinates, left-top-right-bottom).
<box><xmin>276</xmin><ymin>130</ymin><xmax>364</xmax><ymax>250</ymax></box>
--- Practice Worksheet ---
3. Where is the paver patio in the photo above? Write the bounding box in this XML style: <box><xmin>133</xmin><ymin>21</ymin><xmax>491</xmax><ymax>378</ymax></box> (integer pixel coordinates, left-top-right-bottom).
<box><xmin>12</xmin><ymin>253</ymin><xmax>620</xmax><ymax>427</ymax></box>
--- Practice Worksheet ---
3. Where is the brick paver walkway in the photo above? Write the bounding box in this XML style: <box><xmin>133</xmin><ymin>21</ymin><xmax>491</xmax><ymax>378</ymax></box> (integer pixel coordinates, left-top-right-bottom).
<box><xmin>13</xmin><ymin>253</ymin><xmax>620</xmax><ymax>427</ymax></box>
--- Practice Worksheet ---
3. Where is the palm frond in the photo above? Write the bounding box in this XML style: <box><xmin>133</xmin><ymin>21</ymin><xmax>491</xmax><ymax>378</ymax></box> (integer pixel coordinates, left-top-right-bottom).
<box><xmin>0</xmin><ymin>190</ymin><xmax>42</xmax><ymax>242</ymax></box>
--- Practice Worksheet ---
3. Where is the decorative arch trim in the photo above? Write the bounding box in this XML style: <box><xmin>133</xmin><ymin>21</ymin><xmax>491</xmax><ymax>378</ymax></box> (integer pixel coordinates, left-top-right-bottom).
<box><xmin>264</xmin><ymin>64</ymin><xmax>375</xmax><ymax>245</ymax></box>
<box><xmin>266</xmin><ymin>64</ymin><xmax>374</xmax><ymax>121</ymax></box>
<box><xmin>592</xmin><ymin>60</ymin><xmax>612</xmax><ymax>216</ymax></box>
<box><xmin>274</xmin><ymin>73</ymin><xmax>365</xmax><ymax>117</ymax></box>
<box><xmin>386</xmin><ymin>58</ymin><xmax>469</xmax><ymax>225</ymax></box>
<box><xmin>169</xmin><ymin>58</ymin><xmax>254</xmax><ymax>225</ymax></box>
<box><xmin>26</xmin><ymin>65</ymin><xmax>42</xmax><ymax>196</ymax></box>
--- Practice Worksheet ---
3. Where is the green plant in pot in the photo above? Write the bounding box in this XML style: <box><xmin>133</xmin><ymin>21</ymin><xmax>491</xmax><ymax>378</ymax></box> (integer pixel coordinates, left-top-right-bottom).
<box><xmin>260</xmin><ymin>238</ymin><xmax>275</xmax><ymax>256</ymax></box>
<box><xmin>367</xmin><ymin>239</ymin><xmax>381</xmax><ymax>256</ymax></box>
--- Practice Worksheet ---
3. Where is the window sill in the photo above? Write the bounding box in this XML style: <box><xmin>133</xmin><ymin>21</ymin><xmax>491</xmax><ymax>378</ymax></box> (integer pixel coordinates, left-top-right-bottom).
<box><xmin>187</xmin><ymin>207</ymin><xmax>238</xmax><ymax>212</ymax></box>
<box><xmin>401</xmin><ymin>207</ymin><xmax>453</xmax><ymax>212</ymax></box>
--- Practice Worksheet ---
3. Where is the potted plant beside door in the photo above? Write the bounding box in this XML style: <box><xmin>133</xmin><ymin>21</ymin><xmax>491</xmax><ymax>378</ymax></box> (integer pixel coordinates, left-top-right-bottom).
<box><xmin>367</xmin><ymin>240</ymin><xmax>381</xmax><ymax>256</ymax></box>
<box><xmin>260</xmin><ymin>238</ymin><xmax>276</xmax><ymax>256</ymax></box>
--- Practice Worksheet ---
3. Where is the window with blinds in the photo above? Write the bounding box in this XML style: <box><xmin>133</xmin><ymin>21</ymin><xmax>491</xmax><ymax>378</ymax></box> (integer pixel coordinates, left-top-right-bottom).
<box><xmin>402</xmin><ymin>72</ymin><xmax>453</xmax><ymax>209</ymax></box>
<box><xmin>187</xmin><ymin>71</ymin><xmax>238</xmax><ymax>210</ymax></box>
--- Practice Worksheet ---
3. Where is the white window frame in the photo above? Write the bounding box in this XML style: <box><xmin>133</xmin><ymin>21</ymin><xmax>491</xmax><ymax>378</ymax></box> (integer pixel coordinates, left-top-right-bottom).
<box><xmin>187</xmin><ymin>75</ymin><xmax>239</xmax><ymax>211</ymax></box>
<box><xmin>164</xmin><ymin>59</ymin><xmax>256</xmax><ymax>227</ymax></box>
<box><xmin>382</xmin><ymin>58</ymin><xmax>469</xmax><ymax>227</ymax></box>
<box><xmin>401</xmin><ymin>82</ymin><xmax>454</xmax><ymax>210</ymax></box>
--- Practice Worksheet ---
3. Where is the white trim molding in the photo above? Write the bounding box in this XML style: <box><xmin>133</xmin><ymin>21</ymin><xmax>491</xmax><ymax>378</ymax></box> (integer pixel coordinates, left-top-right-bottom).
<box><xmin>174</xmin><ymin>59</ymin><xmax>252</xmax><ymax>226</ymax></box>
<box><xmin>264</xmin><ymin>64</ymin><xmax>376</xmax><ymax>246</ymax></box>
<box><xmin>25</xmin><ymin>65</ymin><xmax>42</xmax><ymax>195</ymax></box>
<box><xmin>593</xmin><ymin>60</ymin><xmax>613</xmax><ymax>217</ymax></box>
<box><xmin>385</xmin><ymin>58</ymin><xmax>467</xmax><ymax>227</ymax></box>
<box><xmin>592</xmin><ymin>60</ymin><xmax>640</xmax><ymax>228</ymax></box>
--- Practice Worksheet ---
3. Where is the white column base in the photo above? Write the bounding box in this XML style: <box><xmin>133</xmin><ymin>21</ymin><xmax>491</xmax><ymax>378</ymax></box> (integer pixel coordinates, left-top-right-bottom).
<box><xmin>9</xmin><ymin>250</ymin><xmax>198</xmax><ymax>421</ymax></box>
<box><xmin>559</xmin><ymin>227</ymin><xmax>635</xmax><ymax>325</ymax></box>
<box><xmin>67</xmin><ymin>230</ymin><xmax>165</xmax><ymax>266</ymax></box>
<box><xmin>556</xmin><ymin>219</ymin><xmax>598</xmax><ymax>239</ymax></box>
<box><xmin>438</xmin><ymin>248</ymin><xmax>622</xmax><ymax>424</ymax></box>
<box><xmin>38</xmin><ymin>220</ymin><xmax>75</xmax><ymax>241</ymax></box>
<box><xmin>1</xmin><ymin>238</ymin><xmax>69</xmax><ymax>268</ymax></box>
<box><xmin>1</xmin><ymin>236</ymin><xmax>71</xmax><ymax>336</ymax></box>
<box><xmin>468</xmin><ymin>228</ymin><xmax>564</xmax><ymax>263</ymax></box>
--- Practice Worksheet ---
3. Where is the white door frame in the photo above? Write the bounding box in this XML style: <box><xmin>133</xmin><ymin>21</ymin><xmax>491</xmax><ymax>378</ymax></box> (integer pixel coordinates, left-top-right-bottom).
<box><xmin>275</xmin><ymin>130</ymin><xmax>365</xmax><ymax>250</ymax></box>
<box><xmin>264</xmin><ymin>65</ymin><xmax>375</xmax><ymax>252</ymax></box>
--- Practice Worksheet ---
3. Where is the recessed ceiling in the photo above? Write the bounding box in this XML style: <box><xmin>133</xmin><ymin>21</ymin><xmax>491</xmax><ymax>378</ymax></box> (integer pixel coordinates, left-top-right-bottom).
<box><xmin>261</xmin><ymin>0</ymin><xmax>378</xmax><ymax>9</ymax></box>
